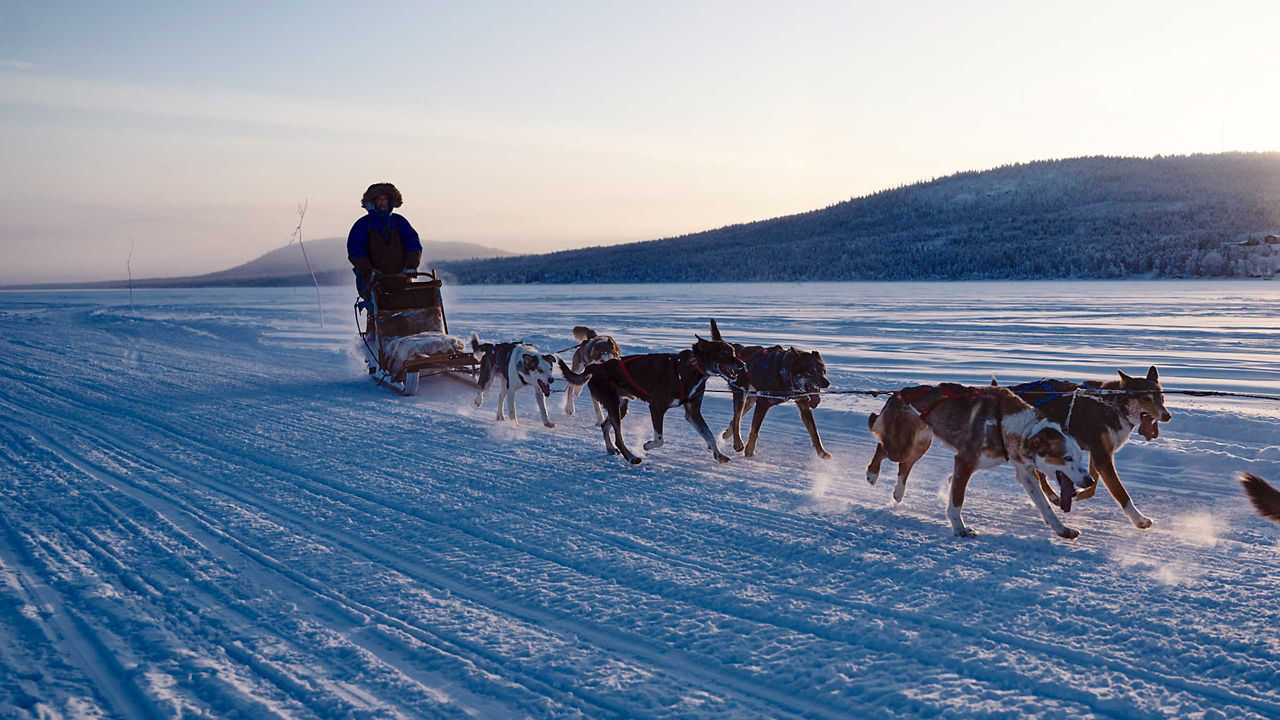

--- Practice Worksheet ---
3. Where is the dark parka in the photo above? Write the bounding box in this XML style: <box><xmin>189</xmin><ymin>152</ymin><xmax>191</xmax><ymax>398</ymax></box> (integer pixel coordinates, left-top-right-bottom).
<box><xmin>347</xmin><ymin>183</ymin><xmax>423</xmax><ymax>287</ymax></box>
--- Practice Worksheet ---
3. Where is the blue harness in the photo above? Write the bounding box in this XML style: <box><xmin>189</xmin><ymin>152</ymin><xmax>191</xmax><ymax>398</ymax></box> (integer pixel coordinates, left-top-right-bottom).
<box><xmin>1012</xmin><ymin>379</ymin><xmax>1066</xmax><ymax>407</ymax></box>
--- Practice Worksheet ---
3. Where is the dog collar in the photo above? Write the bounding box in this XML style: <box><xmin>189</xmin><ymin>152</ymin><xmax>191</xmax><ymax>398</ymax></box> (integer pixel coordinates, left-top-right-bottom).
<box><xmin>690</xmin><ymin>357</ymin><xmax>707</xmax><ymax>377</ymax></box>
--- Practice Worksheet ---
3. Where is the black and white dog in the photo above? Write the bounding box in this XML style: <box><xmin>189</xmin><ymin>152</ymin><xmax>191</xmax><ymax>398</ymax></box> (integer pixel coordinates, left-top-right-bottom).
<box><xmin>470</xmin><ymin>332</ymin><xmax>559</xmax><ymax>428</ymax></box>
<box><xmin>563</xmin><ymin>326</ymin><xmax>622</xmax><ymax>423</ymax></box>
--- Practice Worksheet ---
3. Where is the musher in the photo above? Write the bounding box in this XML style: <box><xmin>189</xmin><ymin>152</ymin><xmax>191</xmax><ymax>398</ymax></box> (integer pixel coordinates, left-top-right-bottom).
<box><xmin>347</xmin><ymin>182</ymin><xmax>422</xmax><ymax>298</ymax></box>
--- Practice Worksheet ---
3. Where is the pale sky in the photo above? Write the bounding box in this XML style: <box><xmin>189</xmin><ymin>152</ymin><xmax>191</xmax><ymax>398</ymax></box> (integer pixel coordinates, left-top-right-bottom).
<box><xmin>2</xmin><ymin>0</ymin><xmax>1277</xmax><ymax>283</ymax></box>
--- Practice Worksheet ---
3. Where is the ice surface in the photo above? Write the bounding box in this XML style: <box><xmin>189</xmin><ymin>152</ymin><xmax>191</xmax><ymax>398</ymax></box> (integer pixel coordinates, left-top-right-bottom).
<box><xmin>1</xmin><ymin>280</ymin><xmax>1278</xmax><ymax>719</ymax></box>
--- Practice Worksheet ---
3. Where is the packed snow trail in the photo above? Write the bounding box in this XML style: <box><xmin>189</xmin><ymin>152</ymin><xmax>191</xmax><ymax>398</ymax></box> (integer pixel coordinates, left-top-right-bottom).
<box><xmin>1</xmin><ymin>282</ymin><xmax>1278</xmax><ymax>719</ymax></box>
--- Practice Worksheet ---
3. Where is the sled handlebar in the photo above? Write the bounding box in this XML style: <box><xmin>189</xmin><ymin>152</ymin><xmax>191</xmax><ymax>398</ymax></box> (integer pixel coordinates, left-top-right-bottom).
<box><xmin>369</xmin><ymin>269</ymin><xmax>438</xmax><ymax>285</ymax></box>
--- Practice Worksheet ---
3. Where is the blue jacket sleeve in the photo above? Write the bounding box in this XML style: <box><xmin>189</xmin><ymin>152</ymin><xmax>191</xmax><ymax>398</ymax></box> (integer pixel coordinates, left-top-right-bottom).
<box><xmin>347</xmin><ymin>217</ymin><xmax>369</xmax><ymax>259</ymax></box>
<box><xmin>396</xmin><ymin>215</ymin><xmax>423</xmax><ymax>253</ymax></box>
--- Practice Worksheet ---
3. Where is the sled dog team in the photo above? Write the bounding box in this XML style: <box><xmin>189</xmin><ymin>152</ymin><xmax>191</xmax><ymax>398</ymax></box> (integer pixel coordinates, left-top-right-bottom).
<box><xmin>469</xmin><ymin>321</ymin><xmax>1278</xmax><ymax>538</ymax></box>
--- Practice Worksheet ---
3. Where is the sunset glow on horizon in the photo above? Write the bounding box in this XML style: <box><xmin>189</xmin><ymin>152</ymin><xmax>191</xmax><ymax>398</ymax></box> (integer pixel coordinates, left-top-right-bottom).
<box><xmin>2</xmin><ymin>0</ymin><xmax>1277</xmax><ymax>282</ymax></box>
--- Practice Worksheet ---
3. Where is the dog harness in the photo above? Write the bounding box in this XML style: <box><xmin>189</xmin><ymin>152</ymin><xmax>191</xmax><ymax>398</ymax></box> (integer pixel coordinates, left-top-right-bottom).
<box><xmin>733</xmin><ymin>346</ymin><xmax>770</xmax><ymax>387</ymax></box>
<box><xmin>1012</xmin><ymin>379</ymin><xmax>1087</xmax><ymax>433</ymax></box>
<box><xmin>1012</xmin><ymin>379</ymin><xmax>1068</xmax><ymax>407</ymax></box>
<box><xmin>617</xmin><ymin>355</ymin><xmax>707</xmax><ymax>404</ymax></box>
<box><xmin>896</xmin><ymin>385</ymin><xmax>990</xmax><ymax>422</ymax></box>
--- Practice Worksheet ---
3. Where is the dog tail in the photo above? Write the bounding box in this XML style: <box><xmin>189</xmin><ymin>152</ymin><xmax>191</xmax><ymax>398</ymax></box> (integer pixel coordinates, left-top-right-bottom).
<box><xmin>558</xmin><ymin>358</ymin><xmax>593</xmax><ymax>385</ymax></box>
<box><xmin>1240</xmin><ymin>472</ymin><xmax>1280</xmax><ymax>522</ymax></box>
<box><xmin>573</xmin><ymin>326</ymin><xmax>597</xmax><ymax>342</ymax></box>
<box><xmin>469</xmin><ymin>331</ymin><xmax>492</xmax><ymax>360</ymax></box>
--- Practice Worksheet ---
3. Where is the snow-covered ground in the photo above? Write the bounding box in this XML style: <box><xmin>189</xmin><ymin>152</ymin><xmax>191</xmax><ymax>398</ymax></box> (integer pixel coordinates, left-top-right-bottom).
<box><xmin>2</xmin><ymin>280</ymin><xmax>1279</xmax><ymax>719</ymax></box>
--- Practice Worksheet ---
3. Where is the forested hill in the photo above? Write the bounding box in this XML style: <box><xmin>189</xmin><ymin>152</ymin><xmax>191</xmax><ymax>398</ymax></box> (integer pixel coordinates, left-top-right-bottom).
<box><xmin>438</xmin><ymin>153</ymin><xmax>1280</xmax><ymax>283</ymax></box>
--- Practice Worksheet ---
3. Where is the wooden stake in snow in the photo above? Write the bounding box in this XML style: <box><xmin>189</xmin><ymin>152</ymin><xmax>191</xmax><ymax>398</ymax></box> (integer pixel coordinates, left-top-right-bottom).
<box><xmin>127</xmin><ymin>239</ymin><xmax>135</xmax><ymax>313</ymax></box>
<box><xmin>289</xmin><ymin>199</ymin><xmax>324</xmax><ymax>327</ymax></box>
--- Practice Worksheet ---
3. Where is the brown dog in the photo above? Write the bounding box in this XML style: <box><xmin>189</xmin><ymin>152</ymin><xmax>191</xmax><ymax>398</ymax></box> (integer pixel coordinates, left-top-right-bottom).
<box><xmin>1009</xmin><ymin>367</ymin><xmax>1171</xmax><ymax>529</ymax></box>
<box><xmin>866</xmin><ymin>384</ymin><xmax>1094</xmax><ymax>538</ymax></box>
<box><xmin>707</xmin><ymin>320</ymin><xmax>832</xmax><ymax>460</ymax></box>
<box><xmin>562</xmin><ymin>326</ymin><xmax>622</xmax><ymax>423</ymax></box>
<box><xmin>1240</xmin><ymin>472</ymin><xmax>1280</xmax><ymax>522</ymax></box>
<box><xmin>560</xmin><ymin>332</ymin><xmax>746</xmax><ymax>465</ymax></box>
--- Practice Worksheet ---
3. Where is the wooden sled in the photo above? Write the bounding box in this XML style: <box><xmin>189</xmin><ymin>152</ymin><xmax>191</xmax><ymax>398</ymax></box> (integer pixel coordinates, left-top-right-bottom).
<box><xmin>356</xmin><ymin>270</ymin><xmax>478</xmax><ymax>396</ymax></box>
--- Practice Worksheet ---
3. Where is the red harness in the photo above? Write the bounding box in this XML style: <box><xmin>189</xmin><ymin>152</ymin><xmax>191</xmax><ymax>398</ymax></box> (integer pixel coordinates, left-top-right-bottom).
<box><xmin>733</xmin><ymin>346</ymin><xmax>769</xmax><ymax>387</ymax></box>
<box><xmin>617</xmin><ymin>355</ymin><xmax>706</xmax><ymax>403</ymax></box>
<box><xmin>897</xmin><ymin>385</ymin><xmax>989</xmax><ymax>421</ymax></box>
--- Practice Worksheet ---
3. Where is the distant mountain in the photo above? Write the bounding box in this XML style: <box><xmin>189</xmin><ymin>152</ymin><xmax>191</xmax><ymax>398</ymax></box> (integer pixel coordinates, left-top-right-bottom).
<box><xmin>7</xmin><ymin>238</ymin><xmax>510</xmax><ymax>289</ymax></box>
<box><xmin>194</xmin><ymin>237</ymin><xmax>511</xmax><ymax>285</ymax></box>
<box><xmin>437</xmin><ymin>153</ymin><xmax>1280</xmax><ymax>283</ymax></box>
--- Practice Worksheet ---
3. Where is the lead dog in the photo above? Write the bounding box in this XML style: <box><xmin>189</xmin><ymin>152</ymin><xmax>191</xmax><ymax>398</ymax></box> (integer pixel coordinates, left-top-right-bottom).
<box><xmin>470</xmin><ymin>332</ymin><xmax>559</xmax><ymax>428</ymax></box>
<box><xmin>708</xmin><ymin>320</ymin><xmax>832</xmax><ymax>459</ymax></box>
<box><xmin>563</xmin><ymin>326</ymin><xmax>621</xmax><ymax>423</ymax></box>
<box><xmin>1008</xmin><ymin>367</ymin><xmax>1171</xmax><ymax>529</ymax></box>
<box><xmin>560</xmin><ymin>331</ymin><xmax>746</xmax><ymax>465</ymax></box>
<box><xmin>866</xmin><ymin>384</ymin><xmax>1094</xmax><ymax>538</ymax></box>
<box><xmin>1241</xmin><ymin>472</ymin><xmax>1280</xmax><ymax>522</ymax></box>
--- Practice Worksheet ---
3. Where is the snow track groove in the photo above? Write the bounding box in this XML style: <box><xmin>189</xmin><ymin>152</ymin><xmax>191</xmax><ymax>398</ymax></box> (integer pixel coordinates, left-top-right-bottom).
<box><xmin>0</xmin><ymin>415</ymin><xmax>626</xmax><ymax>719</ymax></box>
<box><xmin>0</xmin><ymin>392</ymin><xmax>862</xmax><ymax>720</ymax></box>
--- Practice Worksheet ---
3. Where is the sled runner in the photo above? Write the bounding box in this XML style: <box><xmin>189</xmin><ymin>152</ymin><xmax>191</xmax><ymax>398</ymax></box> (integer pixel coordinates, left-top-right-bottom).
<box><xmin>356</xmin><ymin>270</ymin><xmax>478</xmax><ymax>395</ymax></box>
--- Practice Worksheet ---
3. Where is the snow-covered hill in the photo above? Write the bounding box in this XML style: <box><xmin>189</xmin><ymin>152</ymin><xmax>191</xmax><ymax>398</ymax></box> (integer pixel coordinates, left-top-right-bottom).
<box><xmin>1</xmin><ymin>281</ymin><xmax>1278</xmax><ymax>719</ymax></box>
<box><xmin>440</xmin><ymin>153</ymin><xmax>1280</xmax><ymax>282</ymax></box>
<box><xmin>199</xmin><ymin>237</ymin><xmax>512</xmax><ymax>282</ymax></box>
<box><xmin>4</xmin><ymin>238</ymin><xmax>512</xmax><ymax>290</ymax></box>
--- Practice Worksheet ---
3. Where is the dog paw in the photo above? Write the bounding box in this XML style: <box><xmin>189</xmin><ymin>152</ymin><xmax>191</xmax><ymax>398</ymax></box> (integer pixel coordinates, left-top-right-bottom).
<box><xmin>1057</xmin><ymin>527</ymin><xmax>1080</xmax><ymax>539</ymax></box>
<box><xmin>1134</xmin><ymin>516</ymin><xmax>1153</xmax><ymax>530</ymax></box>
<box><xmin>721</xmin><ymin>429</ymin><xmax>733</xmax><ymax>440</ymax></box>
<box><xmin>866</xmin><ymin>471</ymin><xmax>879</xmax><ymax>486</ymax></box>
<box><xmin>606</xmin><ymin>448</ymin><xmax>618</xmax><ymax>455</ymax></box>
<box><xmin>732</xmin><ymin>442</ymin><xmax>745</xmax><ymax>452</ymax></box>
<box><xmin>628</xmin><ymin>457</ymin><xmax>642</xmax><ymax>465</ymax></box>
<box><xmin>954</xmin><ymin>527</ymin><xmax>979</xmax><ymax>538</ymax></box>
<box><xmin>544</xmin><ymin>422</ymin><xmax>556</xmax><ymax>429</ymax></box>
<box><xmin>892</xmin><ymin>489</ymin><xmax>905</xmax><ymax>503</ymax></box>
<box><xmin>714</xmin><ymin>453</ymin><xmax>731</xmax><ymax>463</ymax></box>
<box><xmin>817</xmin><ymin>450</ymin><xmax>832</xmax><ymax>460</ymax></box>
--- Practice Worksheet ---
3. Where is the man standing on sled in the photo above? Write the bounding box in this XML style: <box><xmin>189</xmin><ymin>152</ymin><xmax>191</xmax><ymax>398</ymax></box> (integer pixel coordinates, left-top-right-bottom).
<box><xmin>347</xmin><ymin>183</ymin><xmax>423</xmax><ymax>298</ymax></box>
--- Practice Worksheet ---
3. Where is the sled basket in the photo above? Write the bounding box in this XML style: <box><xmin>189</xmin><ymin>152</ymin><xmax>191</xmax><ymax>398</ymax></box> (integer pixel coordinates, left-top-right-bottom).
<box><xmin>357</xmin><ymin>270</ymin><xmax>478</xmax><ymax>395</ymax></box>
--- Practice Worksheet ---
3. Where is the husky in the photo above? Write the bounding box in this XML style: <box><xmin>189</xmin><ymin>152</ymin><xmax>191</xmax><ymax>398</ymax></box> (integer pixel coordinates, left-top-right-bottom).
<box><xmin>1007</xmin><ymin>367</ymin><xmax>1172</xmax><ymax>529</ymax></box>
<box><xmin>559</xmin><ymin>331</ymin><xmax>746</xmax><ymax>465</ymax></box>
<box><xmin>1240</xmin><ymin>472</ymin><xmax>1280</xmax><ymax>522</ymax></box>
<box><xmin>470</xmin><ymin>332</ymin><xmax>558</xmax><ymax>428</ymax></box>
<box><xmin>562</xmin><ymin>326</ymin><xmax>621</xmax><ymax>423</ymax></box>
<box><xmin>708</xmin><ymin>319</ymin><xmax>832</xmax><ymax>459</ymax></box>
<box><xmin>866</xmin><ymin>384</ymin><xmax>1094</xmax><ymax>539</ymax></box>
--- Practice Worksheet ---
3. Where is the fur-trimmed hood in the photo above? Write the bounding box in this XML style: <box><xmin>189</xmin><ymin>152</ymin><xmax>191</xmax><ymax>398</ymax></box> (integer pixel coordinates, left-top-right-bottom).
<box><xmin>361</xmin><ymin>183</ymin><xmax>403</xmax><ymax>208</ymax></box>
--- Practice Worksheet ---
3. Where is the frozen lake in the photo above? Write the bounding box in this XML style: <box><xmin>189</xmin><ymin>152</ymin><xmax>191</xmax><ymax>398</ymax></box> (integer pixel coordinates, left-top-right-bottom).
<box><xmin>2</xmin><ymin>280</ymin><xmax>1279</xmax><ymax>719</ymax></box>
